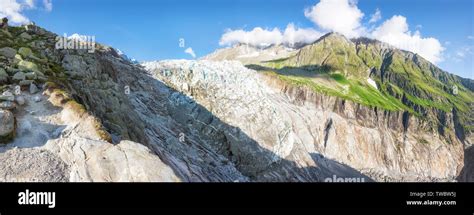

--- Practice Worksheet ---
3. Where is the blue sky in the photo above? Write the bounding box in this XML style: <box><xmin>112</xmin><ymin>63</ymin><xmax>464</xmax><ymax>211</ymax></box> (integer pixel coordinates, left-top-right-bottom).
<box><xmin>5</xmin><ymin>0</ymin><xmax>473</xmax><ymax>78</ymax></box>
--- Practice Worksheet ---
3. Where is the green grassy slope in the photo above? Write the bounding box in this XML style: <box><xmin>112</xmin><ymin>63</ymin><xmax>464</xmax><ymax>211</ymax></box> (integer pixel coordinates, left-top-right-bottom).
<box><xmin>249</xmin><ymin>33</ymin><xmax>474</xmax><ymax>137</ymax></box>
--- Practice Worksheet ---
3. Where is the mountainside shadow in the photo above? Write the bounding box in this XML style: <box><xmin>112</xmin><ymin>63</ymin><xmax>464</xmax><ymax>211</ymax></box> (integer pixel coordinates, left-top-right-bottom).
<box><xmin>118</xmin><ymin>63</ymin><xmax>373</xmax><ymax>182</ymax></box>
<box><xmin>456</xmin><ymin>145</ymin><xmax>474</xmax><ymax>182</ymax></box>
<box><xmin>246</xmin><ymin>64</ymin><xmax>336</xmax><ymax>79</ymax></box>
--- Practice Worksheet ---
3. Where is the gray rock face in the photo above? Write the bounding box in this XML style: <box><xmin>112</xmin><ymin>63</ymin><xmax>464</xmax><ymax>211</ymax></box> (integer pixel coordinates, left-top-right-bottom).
<box><xmin>60</xmin><ymin>52</ymin><xmax>248</xmax><ymax>182</ymax></box>
<box><xmin>44</xmin><ymin>135</ymin><xmax>181</xmax><ymax>182</ymax></box>
<box><xmin>457</xmin><ymin>145</ymin><xmax>474</xmax><ymax>182</ymax></box>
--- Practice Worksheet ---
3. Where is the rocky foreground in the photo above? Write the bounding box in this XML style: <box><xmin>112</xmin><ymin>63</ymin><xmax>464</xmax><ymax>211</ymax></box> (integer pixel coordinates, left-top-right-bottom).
<box><xmin>0</xmin><ymin>25</ymin><xmax>179</xmax><ymax>182</ymax></box>
<box><xmin>0</xmin><ymin>24</ymin><xmax>472</xmax><ymax>182</ymax></box>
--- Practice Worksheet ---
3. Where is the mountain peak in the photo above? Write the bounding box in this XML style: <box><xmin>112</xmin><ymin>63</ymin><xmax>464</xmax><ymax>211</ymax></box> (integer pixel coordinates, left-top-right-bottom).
<box><xmin>315</xmin><ymin>32</ymin><xmax>350</xmax><ymax>43</ymax></box>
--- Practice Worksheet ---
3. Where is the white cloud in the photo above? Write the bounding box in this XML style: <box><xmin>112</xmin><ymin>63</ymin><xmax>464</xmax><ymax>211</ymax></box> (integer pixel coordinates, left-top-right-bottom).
<box><xmin>219</xmin><ymin>24</ymin><xmax>323</xmax><ymax>48</ymax></box>
<box><xmin>371</xmin><ymin>15</ymin><xmax>444</xmax><ymax>64</ymax></box>
<box><xmin>185</xmin><ymin>47</ymin><xmax>196</xmax><ymax>58</ymax></box>
<box><xmin>468</xmin><ymin>35</ymin><xmax>474</xmax><ymax>40</ymax></box>
<box><xmin>282</xmin><ymin>23</ymin><xmax>323</xmax><ymax>46</ymax></box>
<box><xmin>43</xmin><ymin>0</ymin><xmax>52</xmax><ymax>12</ymax></box>
<box><xmin>219</xmin><ymin>27</ymin><xmax>283</xmax><ymax>47</ymax></box>
<box><xmin>25</xmin><ymin>0</ymin><xmax>35</xmax><ymax>8</ymax></box>
<box><xmin>0</xmin><ymin>0</ymin><xmax>53</xmax><ymax>24</ymax></box>
<box><xmin>456</xmin><ymin>51</ymin><xmax>465</xmax><ymax>58</ymax></box>
<box><xmin>304</xmin><ymin>0</ymin><xmax>365</xmax><ymax>38</ymax></box>
<box><xmin>369</xmin><ymin>8</ymin><xmax>381</xmax><ymax>23</ymax></box>
<box><xmin>454</xmin><ymin>46</ymin><xmax>472</xmax><ymax>61</ymax></box>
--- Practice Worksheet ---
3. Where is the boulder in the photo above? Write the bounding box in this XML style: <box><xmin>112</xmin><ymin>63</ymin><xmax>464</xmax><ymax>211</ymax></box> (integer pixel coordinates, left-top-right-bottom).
<box><xmin>25</xmin><ymin>72</ymin><xmax>37</xmax><ymax>80</ymax></box>
<box><xmin>12</xmin><ymin>72</ymin><xmax>26</xmax><ymax>82</ymax></box>
<box><xmin>14</xmin><ymin>54</ymin><xmax>23</xmax><ymax>61</ymax></box>
<box><xmin>18</xmin><ymin>47</ymin><xmax>33</xmax><ymax>58</ymax></box>
<box><xmin>0</xmin><ymin>47</ymin><xmax>16</xmax><ymax>58</ymax></box>
<box><xmin>32</xmin><ymin>95</ymin><xmax>41</xmax><ymax>102</ymax></box>
<box><xmin>0</xmin><ymin>68</ymin><xmax>8</xmax><ymax>83</ymax></box>
<box><xmin>19</xmin><ymin>32</ymin><xmax>32</xmax><ymax>40</ymax></box>
<box><xmin>0</xmin><ymin>101</ymin><xmax>16</xmax><ymax>110</ymax></box>
<box><xmin>29</xmin><ymin>83</ymin><xmax>39</xmax><ymax>94</ymax></box>
<box><xmin>15</xmin><ymin>95</ymin><xmax>25</xmax><ymax>106</ymax></box>
<box><xmin>18</xmin><ymin>60</ymin><xmax>40</xmax><ymax>73</ymax></box>
<box><xmin>19</xmin><ymin>80</ymin><xmax>33</xmax><ymax>86</ymax></box>
<box><xmin>6</xmin><ymin>67</ymin><xmax>20</xmax><ymax>75</ymax></box>
<box><xmin>0</xmin><ymin>109</ymin><xmax>15</xmax><ymax>143</ymax></box>
<box><xmin>34</xmin><ymin>70</ymin><xmax>45</xmax><ymax>77</ymax></box>
<box><xmin>0</xmin><ymin>91</ymin><xmax>14</xmax><ymax>101</ymax></box>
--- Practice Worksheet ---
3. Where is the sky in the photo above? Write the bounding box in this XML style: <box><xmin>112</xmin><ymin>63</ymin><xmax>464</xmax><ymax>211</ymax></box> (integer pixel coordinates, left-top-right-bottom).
<box><xmin>1</xmin><ymin>0</ymin><xmax>473</xmax><ymax>79</ymax></box>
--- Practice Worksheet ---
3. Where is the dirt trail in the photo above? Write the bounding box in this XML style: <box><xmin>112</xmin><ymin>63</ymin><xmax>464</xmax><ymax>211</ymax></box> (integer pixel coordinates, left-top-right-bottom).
<box><xmin>7</xmin><ymin>91</ymin><xmax>66</xmax><ymax>148</ymax></box>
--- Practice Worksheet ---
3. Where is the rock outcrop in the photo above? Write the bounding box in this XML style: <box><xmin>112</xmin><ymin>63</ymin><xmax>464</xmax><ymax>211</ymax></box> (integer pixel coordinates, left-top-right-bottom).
<box><xmin>0</xmin><ymin>109</ymin><xmax>15</xmax><ymax>143</ymax></box>
<box><xmin>0</xmin><ymin>90</ymin><xmax>180</xmax><ymax>182</ymax></box>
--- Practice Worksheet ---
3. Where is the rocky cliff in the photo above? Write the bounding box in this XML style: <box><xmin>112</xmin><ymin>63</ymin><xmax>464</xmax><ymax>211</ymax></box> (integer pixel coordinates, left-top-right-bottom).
<box><xmin>0</xmin><ymin>25</ymin><xmax>179</xmax><ymax>182</ymax></box>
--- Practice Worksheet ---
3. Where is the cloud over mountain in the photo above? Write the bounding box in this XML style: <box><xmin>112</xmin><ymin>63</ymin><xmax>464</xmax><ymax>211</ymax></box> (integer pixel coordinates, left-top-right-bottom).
<box><xmin>219</xmin><ymin>0</ymin><xmax>445</xmax><ymax>65</ymax></box>
<box><xmin>219</xmin><ymin>24</ymin><xmax>323</xmax><ymax>48</ymax></box>
<box><xmin>304</xmin><ymin>0</ymin><xmax>365</xmax><ymax>38</ymax></box>
<box><xmin>372</xmin><ymin>15</ymin><xmax>444</xmax><ymax>63</ymax></box>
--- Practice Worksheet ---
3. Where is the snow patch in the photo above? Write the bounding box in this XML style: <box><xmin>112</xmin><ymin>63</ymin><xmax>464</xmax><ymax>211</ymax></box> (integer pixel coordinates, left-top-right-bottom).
<box><xmin>367</xmin><ymin>78</ymin><xmax>378</xmax><ymax>90</ymax></box>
